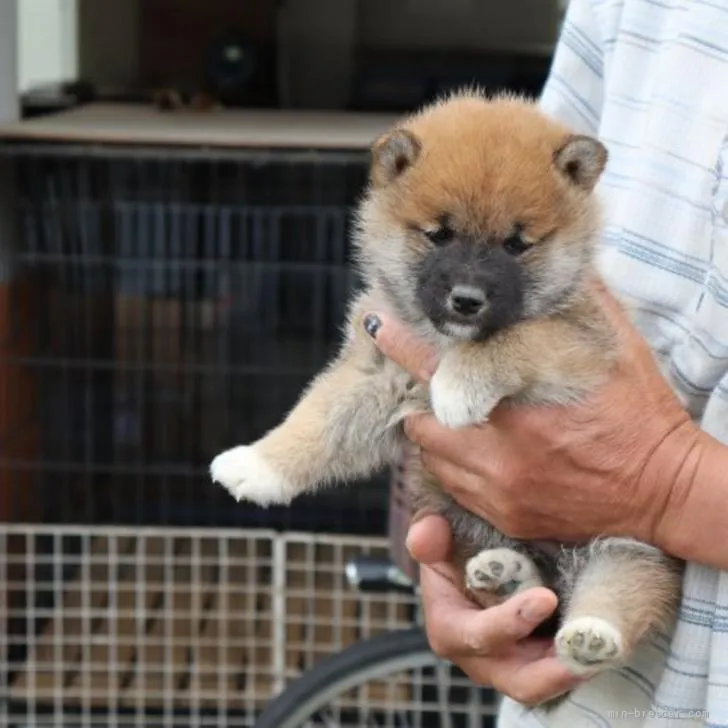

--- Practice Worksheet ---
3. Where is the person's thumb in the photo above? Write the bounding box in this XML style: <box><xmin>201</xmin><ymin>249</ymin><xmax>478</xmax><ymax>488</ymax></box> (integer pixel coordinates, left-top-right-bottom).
<box><xmin>363</xmin><ymin>312</ymin><xmax>439</xmax><ymax>382</ymax></box>
<box><xmin>588</xmin><ymin>277</ymin><xmax>651</xmax><ymax>353</ymax></box>
<box><xmin>421</xmin><ymin>562</ymin><xmax>559</xmax><ymax>656</ymax></box>
<box><xmin>406</xmin><ymin>514</ymin><xmax>452</xmax><ymax>564</ymax></box>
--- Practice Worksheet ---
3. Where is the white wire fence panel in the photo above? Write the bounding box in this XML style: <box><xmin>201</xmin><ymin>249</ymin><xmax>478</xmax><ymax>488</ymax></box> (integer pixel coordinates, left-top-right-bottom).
<box><xmin>302</xmin><ymin>664</ymin><xmax>500</xmax><ymax>728</ymax></box>
<box><xmin>0</xmin><ymin>525</ymin><xmax>418</xmax><ymax>728</ymax></box>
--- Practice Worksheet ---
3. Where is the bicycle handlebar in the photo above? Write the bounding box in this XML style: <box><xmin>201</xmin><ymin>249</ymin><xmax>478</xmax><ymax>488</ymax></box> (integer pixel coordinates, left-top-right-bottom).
<box><xmin>345</xmin><ymin>555</ymin><xmax>415</xmax><ymax>594</ymax></box>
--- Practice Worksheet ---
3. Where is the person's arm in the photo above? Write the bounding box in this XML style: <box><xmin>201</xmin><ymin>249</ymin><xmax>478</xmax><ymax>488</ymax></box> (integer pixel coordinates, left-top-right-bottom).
<box><xmin>653</xmin><ymin>430</ymin><xmax>728</xmax><ymax>569</ymax></box>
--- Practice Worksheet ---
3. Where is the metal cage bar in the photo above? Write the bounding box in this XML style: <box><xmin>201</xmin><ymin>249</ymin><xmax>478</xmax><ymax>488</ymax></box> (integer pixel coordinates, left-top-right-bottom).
<box><xmin>0</xmin><ymin>143</ymin><xmax>392</xmax><ymax>534</ymax></box>
<box><xmin>0</xmin><ymin>524</ymin><xmax>426</xmax><ymax>727</ymax></box>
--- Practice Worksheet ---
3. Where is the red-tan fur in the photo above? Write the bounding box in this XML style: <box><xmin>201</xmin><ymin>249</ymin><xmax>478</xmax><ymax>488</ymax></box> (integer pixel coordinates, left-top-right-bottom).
<box><xmin>210</xmin><ymin>91</ymin><xmax>683</xmax><ymax>702</ymax></box>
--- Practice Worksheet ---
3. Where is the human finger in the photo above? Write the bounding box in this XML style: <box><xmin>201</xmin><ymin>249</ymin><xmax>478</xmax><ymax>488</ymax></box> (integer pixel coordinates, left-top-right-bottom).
<box><xmin>405</xmin><ymin>414</ymin><xmax>504</xmax><ymax>473</ymax></box>
<box><xmin>363</xmin><ymin>312</ymin><xmax>439</xmax><ymax>382</ymax></box>
<box><xmin>466</xmin><ymin>653</ymin><xmax>584</xmax><ymax>706</ymax></box>
<box><xmin>405</xmin><ymin>514</ymin><xmax>453</xmax><ymax>565</ymax></box>
<box><xmin>419</xmin><ymin>451</ymin><xmax>485</xmax><ymax>504</ymax></box>
<box><xmin>587</xmin><ymin>276</ymin><xmax>651</xmax><ymax>354</ymax></box>
<box><xmin>420</xmin><ymin>565</ymin><xmax>559</xmax><ymax>658</ymax></box>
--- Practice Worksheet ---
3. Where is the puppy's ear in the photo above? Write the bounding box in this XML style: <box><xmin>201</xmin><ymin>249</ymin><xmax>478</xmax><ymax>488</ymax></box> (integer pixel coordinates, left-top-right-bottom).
<box><xmin>554</xmin><ymin>135</ymin><xmax>607</xmax><ymax>192</ymax></box>
<box><xmin>370</xmin><ymin>129</ymin><xmax>421</xmax><ymax>187</ymax></box>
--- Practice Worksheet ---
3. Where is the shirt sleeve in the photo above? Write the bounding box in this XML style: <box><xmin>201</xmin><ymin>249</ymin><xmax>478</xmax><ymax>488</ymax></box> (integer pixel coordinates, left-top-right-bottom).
<box><xmin>538</xmin><ymin>0</ymin><xmax>605</xmax><ymax>136</ymax></box>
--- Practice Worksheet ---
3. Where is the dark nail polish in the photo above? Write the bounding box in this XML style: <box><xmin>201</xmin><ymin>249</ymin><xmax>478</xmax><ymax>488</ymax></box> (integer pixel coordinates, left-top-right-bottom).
<box><xmin>364</xmin><ymin>314</ymin><xmax>382</xmax><ymax>338</ymax></box>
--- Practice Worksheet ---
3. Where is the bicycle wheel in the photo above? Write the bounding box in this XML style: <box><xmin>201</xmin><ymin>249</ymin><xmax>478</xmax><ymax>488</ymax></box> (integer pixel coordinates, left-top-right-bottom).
<box><xmin>255</xmin><ymin>627</ymin><xmax>499</xmax><ymax>728</ymax></box>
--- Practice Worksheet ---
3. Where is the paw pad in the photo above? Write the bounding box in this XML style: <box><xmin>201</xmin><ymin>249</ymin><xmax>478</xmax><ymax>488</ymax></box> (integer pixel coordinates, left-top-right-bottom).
<box><xmin>465</xmin><ymin>548</ymin><xmax>542</xmax><ymax>599</ymax></box>
<box><xmin>556</xmin><ymin>617</ymin><xmax>624</xmax><ymax>674</ymax></box>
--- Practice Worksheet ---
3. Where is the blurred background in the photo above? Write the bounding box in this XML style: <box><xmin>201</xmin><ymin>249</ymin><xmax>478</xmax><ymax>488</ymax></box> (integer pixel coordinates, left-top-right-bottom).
<box><xmin>0</xmin><ymin>1</ymin><xmax>565</xmax><ymax>726</ymax></box>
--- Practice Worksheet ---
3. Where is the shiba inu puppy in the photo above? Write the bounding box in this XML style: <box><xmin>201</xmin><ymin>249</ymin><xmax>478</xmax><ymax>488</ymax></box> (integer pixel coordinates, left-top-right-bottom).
<box><xmin>210</xmin><ymin>90</ymin><xmax>682</xmax><ymax>689</ymax></box>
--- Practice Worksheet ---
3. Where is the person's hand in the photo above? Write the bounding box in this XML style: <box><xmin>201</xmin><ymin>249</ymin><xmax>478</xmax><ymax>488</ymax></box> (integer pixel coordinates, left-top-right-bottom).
<box><xmin>363</xmin><ymin>281</ymin><xmax>700</xmax><ymax>547</ymax></box>
<box><xmin>406</xmin><ymin>514</ymin><xmax>584</xmax><ymax>703</ymax></box>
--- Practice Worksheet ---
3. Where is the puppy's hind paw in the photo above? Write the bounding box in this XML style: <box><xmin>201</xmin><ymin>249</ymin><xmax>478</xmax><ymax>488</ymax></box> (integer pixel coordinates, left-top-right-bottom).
<box><xmin>555</xmin><ymin>617</ymin><xmax>624</xmax><ymax>675</ymax></box>
<box><xmin>465</xmin><ymin>548</ymin><xmax>543</xmax><ymax>601</ymax></box>
<box><xmin>210</xmin><ymin>446</ymin><xmax>293</xmax><ymax>507</ymax></box>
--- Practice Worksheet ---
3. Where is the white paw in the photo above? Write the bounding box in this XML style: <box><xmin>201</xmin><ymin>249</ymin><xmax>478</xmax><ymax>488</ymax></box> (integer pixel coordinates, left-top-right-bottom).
<box><xmin>465</xmin><ymin>548</ymin><xmax>543</xmax><ymax>598</ymax></box>
<box><xmin>429</xmin><ymin>364</ymin><xmax>498</xmax><ymax>429</ymax></box>
<box><xmin>555</xmin><ymin>617</ymin><xmax>624</xmax><ymax>675</ymax></box>
<box><xmin>210</xmin><ymin>446</ymin><xmax>293</xmax><ymax>507</ymax></box>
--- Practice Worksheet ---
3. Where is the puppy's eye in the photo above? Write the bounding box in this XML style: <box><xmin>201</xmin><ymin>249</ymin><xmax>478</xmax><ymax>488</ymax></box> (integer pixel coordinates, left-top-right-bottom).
<box><xmin>503</xmin><ymin>233</ymin><xmax>533</xmax><ymax>256</ymax></box>
<box><xmin>424</xmin><ymin>226</ymin><xmax>454</xmax><ymax>246</ymax></box>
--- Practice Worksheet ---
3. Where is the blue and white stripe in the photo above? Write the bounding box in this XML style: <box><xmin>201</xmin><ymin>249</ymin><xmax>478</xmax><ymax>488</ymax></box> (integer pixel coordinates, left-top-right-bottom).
<box><xmin>499</xmin><ymin>1</ymin><xmax>728</xmax><ymax>725</ymax></box>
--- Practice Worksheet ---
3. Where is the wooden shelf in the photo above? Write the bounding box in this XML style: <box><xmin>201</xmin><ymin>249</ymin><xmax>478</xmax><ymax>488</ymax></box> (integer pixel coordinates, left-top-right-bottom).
<box><xmin>0</xmin><ymin>103</ymin><xmax>398</xmax><ymax>151</ymax></box>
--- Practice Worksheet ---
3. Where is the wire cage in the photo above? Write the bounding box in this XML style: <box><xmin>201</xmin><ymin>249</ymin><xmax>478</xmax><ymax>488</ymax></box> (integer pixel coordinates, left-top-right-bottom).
<box><xmin>0</xmin><ymin>139</ymin><xmax>466</xmax><ymax>725</ymax></box>
<box><xmin>0</xmin><ymin>141</ymin><xmax>394</xmax><ymax>535</ymax></box>
<box><xmin>0</xmin><ymin>525</ymin><xmax>430</xmax><ymax>727</ymax></box>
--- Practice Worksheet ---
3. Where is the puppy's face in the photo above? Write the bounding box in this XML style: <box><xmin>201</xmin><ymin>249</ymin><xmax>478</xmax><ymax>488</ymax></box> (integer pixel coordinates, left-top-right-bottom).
<box><xmin>356</xmin><ymin>93</ymin><xmax>607</xmax><ymax>340</ymax></box>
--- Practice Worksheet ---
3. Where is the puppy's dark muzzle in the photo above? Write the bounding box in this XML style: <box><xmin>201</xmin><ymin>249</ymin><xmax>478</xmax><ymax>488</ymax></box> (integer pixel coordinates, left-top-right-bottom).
<box><xmin>416</xmin><ymin>239</ymin><xmax>525</xmax><ymax>339</ymax></box>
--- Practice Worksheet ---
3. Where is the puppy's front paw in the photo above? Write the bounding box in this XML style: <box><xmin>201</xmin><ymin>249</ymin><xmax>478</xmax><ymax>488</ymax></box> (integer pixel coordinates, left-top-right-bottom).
<box><xmin>430</xmin><ymin>362</ymin><xmax>499</xmax><ymax>429</ymax></box>
<box><xmin>555</xmin><ymin>617</ymin><xmax>624</xmax><ymax>675</ymax></box>
<box><xmin>210</xmin><ymin>446</ymin><xmax>293</xmax><ymax>507</ymax></box>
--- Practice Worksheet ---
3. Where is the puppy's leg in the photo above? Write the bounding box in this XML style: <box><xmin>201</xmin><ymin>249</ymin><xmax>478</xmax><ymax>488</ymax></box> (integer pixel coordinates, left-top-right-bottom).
<box><xmin>428</xmin><ymin>344</ymin><xmax>509</xmax><ymax>429</ymax></box>
<box><xmin>555</xmin><ymin>538</ymin><xmax>682</xmax><ymax>676</ymax></box>
<box><xmin>414</xmin><ymin>474</ymin><xmax>551</xmax><ymax>608</ymax></box>
<box><xmin>429</xmin><ymin>314</ymin><xmax>615</xmax><ymax>429</ymax></box>
<box><xmin>210</xmin><ymin>313</ymin><xmax>411</xmax><ymax>506</ymax></box>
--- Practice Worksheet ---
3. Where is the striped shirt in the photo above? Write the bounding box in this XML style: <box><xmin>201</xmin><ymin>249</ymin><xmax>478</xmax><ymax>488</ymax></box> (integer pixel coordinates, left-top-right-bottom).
<box><xmin>498</xmin><ymin>1</ymin><xmax>728</xmax><ymax>726</ymax></box>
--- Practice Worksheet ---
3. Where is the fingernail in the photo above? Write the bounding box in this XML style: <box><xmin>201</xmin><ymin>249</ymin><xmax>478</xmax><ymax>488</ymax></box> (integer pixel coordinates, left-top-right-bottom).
<box><xmin>404</xmin><ymin>516</ymin><xmax>427</xmax><ymax>556</ymax></box>
<box><xmin>363</xmin><ymin>313</ymin><xmax>382</xmax><ymax>338</ymax></box>
<box><xmin>519</xmin><ymin>599</ymin><xmax>554</xmax><ymax>624</ymax></box>
<box><xmin>405</xmin><ymin>531</ymin><xmax>414</xmax><ymax>555</ymax></box>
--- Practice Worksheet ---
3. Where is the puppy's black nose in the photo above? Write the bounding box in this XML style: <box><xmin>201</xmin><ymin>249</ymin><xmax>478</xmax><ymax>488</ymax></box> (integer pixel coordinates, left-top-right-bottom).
<box><xmin>447</xmin><ymin>285</ymin><xmax>486</xmax><ymax>317</ymax></box>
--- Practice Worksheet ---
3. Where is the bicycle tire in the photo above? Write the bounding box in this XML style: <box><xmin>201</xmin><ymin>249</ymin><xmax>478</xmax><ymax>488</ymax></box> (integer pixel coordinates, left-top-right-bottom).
<box><xmin>254</xmin><ymin>627</ymin><xmax>439</xmax><ymax>728</ymax></box>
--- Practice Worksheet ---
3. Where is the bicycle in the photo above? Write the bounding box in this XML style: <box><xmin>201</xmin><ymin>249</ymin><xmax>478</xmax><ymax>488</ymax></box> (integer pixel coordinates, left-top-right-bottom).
<box><xmin>254</xmin><ymin>554</ymin><xmax>500</xmax><ymax>728</ymax></box>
